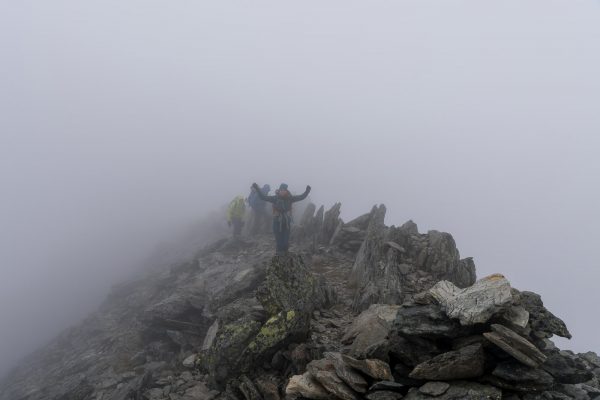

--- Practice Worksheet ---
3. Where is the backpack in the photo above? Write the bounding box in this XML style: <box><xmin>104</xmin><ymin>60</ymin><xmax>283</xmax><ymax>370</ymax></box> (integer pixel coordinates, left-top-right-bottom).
<box><xmin>273</xmin><ymin>190</ymin><xmax>292</xmax><ymax>215</ymax></box>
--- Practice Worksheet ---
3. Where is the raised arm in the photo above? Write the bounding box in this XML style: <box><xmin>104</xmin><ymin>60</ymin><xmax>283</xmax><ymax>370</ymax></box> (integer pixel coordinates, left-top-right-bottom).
<box><xmin>251</xmin><ymin>183</ymin><xmax>276</xmax><ymax>203</ymax></box>
<box><xmin>291</xmin><ymin>185</ymin><xmax>311</xmax><ymax>202</ymax></box>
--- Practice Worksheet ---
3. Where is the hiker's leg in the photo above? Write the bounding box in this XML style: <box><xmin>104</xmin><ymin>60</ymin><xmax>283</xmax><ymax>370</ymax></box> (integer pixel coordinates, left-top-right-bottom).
<box><xmin>282</xmin><ymin>224</ymin><xmax>291</xmax><ymax>252</ymax></box>
<box><xmin>273</xmin><ymin>218</ymin><xmax>283</xmax><ymax>252</ymax></box>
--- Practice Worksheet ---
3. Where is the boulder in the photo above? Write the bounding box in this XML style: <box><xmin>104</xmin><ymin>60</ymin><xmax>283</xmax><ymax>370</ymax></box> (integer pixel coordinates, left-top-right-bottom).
<box><xmin>516</xmin><ymin>291</ymin><xmax>572</xmax><ymax>339</ymax></box>
<box><xmin>307</xmin><ymin>359</ymin><xmax>358</xmax><ymax>400</ymax></box>
<box><xmin>285</xmin><ymin>372</ymin><xmax>331</xmax><ymax>400</ymax></box>
<box><xmin>324</xmin><ymin>353</ymin><xmax>368</xmax><ymax>393</ymax></box>
<box><xmin>341</xmin><ymin>354</ymin><xmax>394</xmax><ymax>381</ymax></box>
<box><xmin>491</xmin><ymin>361</ymin><xmax>555</xmax><ymax>391</ymax></box>
<box><xmin>388</xmin><ymin>334</ymin><xmax>440</xmax><ymax>367</ymax></box>
<box><xmin>418</xmin><ymin>382</ymin><xmax>450</xmax><ymax>396</ymax></box>
<box><xmin>369</xmin><ymin>382</ymin><xmax>405</xmax><ymax>392</ymax></box>
<box><xmin>342</xmin><ymin>304</ymin><xmax>399</xmax><ymax>360</ymax></box>
<box><xmin>409</xmin><ymin>344</ymin><xmax>485</xmax><ymax>380</ymax></box>
<box><xmin>484</xmin><ymin>324</ymin><xmax>548</xmax><ymax>368</ymax></box>
<box><xmin>393</xmin><ymin>304</ymin><xmax>471</xmax><ymax>339</ymax></box>
<box><xmin>256</xmin><ymin>254</ymin><xmax>322</xmax><ymax>315</ymax></box>
<box><xmin>428</xmin><ymin>274</ymin><xmax>513</xmax><ymax>326</ymax></box>
<box><xmin>542</xmin><ymin>353</ymin><xmax>595</xmax><ymax>384</ymax></box>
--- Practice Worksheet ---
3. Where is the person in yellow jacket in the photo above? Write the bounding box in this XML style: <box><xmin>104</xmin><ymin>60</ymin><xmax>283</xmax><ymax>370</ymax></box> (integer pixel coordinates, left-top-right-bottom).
<box><xmin>227</xmin><ymin>195</ymin><xmax>246</xmax><ymax>237</ymax></box>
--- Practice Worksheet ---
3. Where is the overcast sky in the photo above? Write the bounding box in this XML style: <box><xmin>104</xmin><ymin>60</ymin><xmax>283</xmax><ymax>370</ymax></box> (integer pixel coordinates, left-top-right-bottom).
<box><xmin>1</xmin><ymin>0</ymin><xmax>599</xmax><ymax>377</ymax></box>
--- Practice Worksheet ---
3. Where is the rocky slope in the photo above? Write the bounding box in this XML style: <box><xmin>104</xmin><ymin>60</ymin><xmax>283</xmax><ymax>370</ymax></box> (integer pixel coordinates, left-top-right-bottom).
<box><xmin>1</xmin><ymin>203</ymin><xmax>597</xmax><ymax>400</ymax></box>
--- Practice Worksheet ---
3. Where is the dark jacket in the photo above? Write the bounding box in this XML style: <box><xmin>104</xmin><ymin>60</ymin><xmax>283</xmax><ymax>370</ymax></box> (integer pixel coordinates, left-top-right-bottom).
<box><xmin>252</xmin><ymin>184</ymin><xmax>311</xmax><ymax>217</ymax></box>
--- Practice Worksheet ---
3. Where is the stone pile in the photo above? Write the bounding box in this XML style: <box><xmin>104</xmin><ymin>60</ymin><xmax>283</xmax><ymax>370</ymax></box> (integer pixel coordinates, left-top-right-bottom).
<box><xmin>286</xmin><ymin>274</ymin><xmax>600</xmax><ymax>400</ymax></box>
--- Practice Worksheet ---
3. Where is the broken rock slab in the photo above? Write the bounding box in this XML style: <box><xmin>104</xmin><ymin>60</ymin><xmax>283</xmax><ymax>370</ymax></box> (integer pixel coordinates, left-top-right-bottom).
<box><xmin>483</xmin><ymin>324</ymin><xmax>548</xmax><ymax>368</ymax></box>
<box><xmin>324</xmin><ymin>352</ymin><xmax>368</xmax><ymax>393</ymax></box>
<box><xmin>307</xmin><ymin>359</ymin><xmax>358</xmax><ymax>400</ymax></box>
<box><xmin>341</xmin><ymin>354</ymin><xmax>394</xmax><ymax>381</ymax></box>
<box><xmin>285</xmin><ymin>372</ymin><xmax>331</xmax><ymax>400</ymax></box>
<box><xmin>428</xmin><ymin>274</ymin><xmax>513</xmax><ymax>326</ymax></box>
<box><xmin>409</xmin><ymin>344</ymin><xmax>485</xmax><ymax>380</ymax></box>
<box><xmin>404</xmin><ymin>381</ymin><xmax>501</xmax><ymax>400</ymax></box>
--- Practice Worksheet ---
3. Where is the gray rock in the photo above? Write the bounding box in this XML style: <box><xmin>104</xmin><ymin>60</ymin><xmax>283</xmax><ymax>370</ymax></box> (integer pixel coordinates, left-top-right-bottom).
<box><xmin>285</xmin><ymin>372</ymin><xmax>331</xmax><ymax>400</ymax></box>
<box><xmin>516</xmin><ymin>291</ymin><xmax>572</xmax><ymax>339</ymax></box>
<box><xmin>428</xmin><ymin>274</ymin><xmax>513</xmax><ymax>326</ymax></box>
<box><xmin>341</xmin><ymin>354</ymin><xmax>394</xmax><ymax>381</ymax></box>
<box><xmin>239</xmin><ymin>376</ymin><xmax>263</xmax><ymax>400</ymax></box>
<box><xmin>321</xmin><ymin>203</ymin><xmax>342</xmax><ymax>245</ymax></box>
<box><xmin>404</xmin><ymin>381</ymin><xmax>501</xmax><ymax>400</ymax></box>
<box><xmin>366</xmin><ymin>391</ymin><xmax>403</xmax><ymax>400</ymax></box>
<box><xmin>342</xmin><ymin>304</ymin><xmax>399</xmax><ymax>360</ymax></box>
<box><xmin>182</xmin><ymin>354</ymin><xmax>197</xmax><ymax>368</ymax></box>
<box><xmin>543</xmin><ymin>353</ymin><xmax>595</xmax><ymax>384</ymax></box>
<box><xmin>491</xmin><ymin>361</ymin><xmax>554</xmax><ymax>391</ymax></box>
<box><xmin>388</xmin><ymin>334</ymin><xmax>440</xmax><ymax>367</ymax></box>
<box><xmin>369</xmin><ymin>382</ymin><xmax>405</xmax><ymax>392</ymax></box>
<box><xmin>307</xmin><ymin>359</ymin><xmax>358</xmax><ymax>400</ymax></box>
<box><xmin>418</xmin><ymin>382</ymin><xmax>450</xmax><ymax>396</ymax></box>
<box><xmin>393</xmin><ymin>304</ymin><xmax>471</xmax><ymax>339</ymax></box>
<box><xmin>484</xmin><ymin>324</ymin><xmax>548</xmax><ymax>368</ymax></box>
<box><xmin>324</xmin><ymin>352</ymin><xmax>368</xmax><ymax>393</ymax></box>
<box><xmin>409</xmin><ymin>344</ymin><xmax>485</xmax><ymax>380</ymax></box>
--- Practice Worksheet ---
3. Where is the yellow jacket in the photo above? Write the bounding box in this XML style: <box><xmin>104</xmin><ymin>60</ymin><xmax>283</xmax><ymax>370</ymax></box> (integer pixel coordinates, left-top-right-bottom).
<box><xmin>227</xmin><ymin>196</ymin><xmax>246</xmax><ymax>222</ymax></box>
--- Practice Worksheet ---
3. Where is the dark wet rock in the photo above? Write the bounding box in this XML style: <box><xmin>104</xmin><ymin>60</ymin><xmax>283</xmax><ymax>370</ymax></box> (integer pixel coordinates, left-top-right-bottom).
<box><xmin>369</xmin><ymin>381</ymin><xmax>405</xmax><ymax>392</ymax></box>
<box><xmin>543</xmin><ymin>352</ymin><xmax>595</xmax><ymax>384</ymax></box>
<box><xmin>324</xmin><ymin>352</ymin><xmax>368</xmax><ymax>393</ymax></box>
<box><xmin>515</xmin><ymin>291</ymin><xmax>572</xmax><ymax>339</ymax></box>
<box><xmin>254</xmin><ymin>376</ymin><xmax>281</xmax><ymax>400</ymax></box>
<box><xmin>393</xmin><ymin>303</ymin><xmax>472</xmax><ymax>339</ymax></box>
<box><xmin>491</xmin><ymin>361</ymin><xmax>554</xmax><ymax>391</ymax></box>
<box><xmin>484</xmin><ymin>324</ymin><xmax>548</xmax><ymax>368</ymax></box>
<box><xmin>418</xmin><ymin>381</ymin><xmax>450</xmax><ymax>396</ymax></box>
<box><xmin>409</xmin><ymin>344</ymin><xmax>485</xmax><ymax>380</ymax></box>
<box><xmin>388</xmin><ymin>334</ymin><xmax>440</xmax><ymax>367</ymax></box>
<box><xmin>341</xmin><ymin>354</ymin><xmax>394</xmax><ymax>381</ymax></box>
<box><xmin>428</xmin><ymin>275</ymin><xmax>513</xmax><ymax>325</ymax></box>
<box><xmin>366</xmin><ymin>390</ymin><xmax>404</xmax><ymax>400</ymax></box>
<box><xmin>239</xmin><ymin>376</ymin><xmax>264</xmax><ymax>400</ymax></box>
<box><xmin>307</xmin><ymin>359</ymin><xmax>358</xmax><ymax>400</ymax></box>
<box><xmin>404</xmin><ymin>381</ymin><xmax>501</xmax><ymax>400</ymax></box>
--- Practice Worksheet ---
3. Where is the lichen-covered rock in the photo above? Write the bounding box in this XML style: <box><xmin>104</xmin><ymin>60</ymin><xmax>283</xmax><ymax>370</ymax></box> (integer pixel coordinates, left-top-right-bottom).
<box><xmin>409</xmin><ymin>344</ymin><xmax>485</xmax><ymax>380</ymax></box>
<box><xmin>256</xmin><ymin>254</ymin><xmax>322</xmax><ymax>315</ymax></box>
<box><xmin>428</xmin><ymin>274</ymin><xmax>513</xmax><ymax>326</ymax></box>
<box><xmin>241</xmin><ymin>310</ymin><xmax>310</xmax><ymax>368</ymax></box>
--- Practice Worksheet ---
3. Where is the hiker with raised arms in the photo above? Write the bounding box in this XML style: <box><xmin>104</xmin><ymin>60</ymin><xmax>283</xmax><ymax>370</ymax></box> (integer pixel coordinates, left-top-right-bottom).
<box><xmin>251</xmin><ymin>182</ymin><xmax>311</xmax><ymax>254</ymax></box>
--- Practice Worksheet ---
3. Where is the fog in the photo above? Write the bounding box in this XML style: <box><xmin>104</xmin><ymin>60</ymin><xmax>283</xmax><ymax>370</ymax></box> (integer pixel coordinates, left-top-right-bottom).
<box><xmin>1</xmin><ymin>0</ymin><xmax>599</xmax><ymax>378</ymax></box>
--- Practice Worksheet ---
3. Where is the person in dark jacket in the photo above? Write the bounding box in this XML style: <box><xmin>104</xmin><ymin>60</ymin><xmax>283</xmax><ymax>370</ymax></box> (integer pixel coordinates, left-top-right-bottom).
<box><xmin>247</xmin><ymin>184</ymin><xmax>271</xmax><ymax>234</ymax></box>
<box><xmin>251</xmin><ymin>182</ymin><xmax>311</xmax><ymax>253</ymax></box>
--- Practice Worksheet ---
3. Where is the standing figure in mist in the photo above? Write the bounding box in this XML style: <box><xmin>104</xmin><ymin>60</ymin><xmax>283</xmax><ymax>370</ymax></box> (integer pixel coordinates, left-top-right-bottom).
<box><xmin>247</xmin><ymin>184</ymin><xmax>271</xmax><ymax>234</ymax></box>
<box><xmin>252</xmin><ymin>182</ymin><xmax>311</xmax><ymax>254</ymax></box>
<box><xmin>227</xmin><ymin>195</ymin><xmax>246</xmax><ymax>238</ymax></box>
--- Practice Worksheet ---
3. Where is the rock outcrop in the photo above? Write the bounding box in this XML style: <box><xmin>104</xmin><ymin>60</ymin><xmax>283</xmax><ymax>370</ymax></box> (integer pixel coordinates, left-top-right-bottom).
<box><xmin>0</xmin><ymin>201</ymin><xmax>596</xmax><ymax>400</ymax></box>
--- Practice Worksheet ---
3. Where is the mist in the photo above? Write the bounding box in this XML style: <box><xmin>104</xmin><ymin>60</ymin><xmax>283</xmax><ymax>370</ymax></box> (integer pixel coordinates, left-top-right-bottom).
<box><xmin>1</xmin><ymin>0</ymin><xmax>599</xmax><ymax>378</ymax></box>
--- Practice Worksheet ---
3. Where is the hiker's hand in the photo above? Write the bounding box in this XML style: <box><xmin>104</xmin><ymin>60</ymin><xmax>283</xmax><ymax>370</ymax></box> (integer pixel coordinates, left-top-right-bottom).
<box><xmin>306</xmin><ymin>185</ymin><xmax>311</xmax><ymax>192</ymax></box>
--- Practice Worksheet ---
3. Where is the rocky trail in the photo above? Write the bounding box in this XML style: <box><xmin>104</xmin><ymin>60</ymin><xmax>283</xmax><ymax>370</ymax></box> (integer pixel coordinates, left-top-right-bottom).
<box><xmin>1</xmin><ymin>202</ymin><xmax>598</xmax><ymax>400</ymax></box>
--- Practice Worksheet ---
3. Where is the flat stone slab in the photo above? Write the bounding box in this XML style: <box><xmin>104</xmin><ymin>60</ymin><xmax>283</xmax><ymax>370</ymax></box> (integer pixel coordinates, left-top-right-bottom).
<box><xmin>483</xmin><ymin>324</ymin><xmax>547</xmax><ymax>368</ymax></box>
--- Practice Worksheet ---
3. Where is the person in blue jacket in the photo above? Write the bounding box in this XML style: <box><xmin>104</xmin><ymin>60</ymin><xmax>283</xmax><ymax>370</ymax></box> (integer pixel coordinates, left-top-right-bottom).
<box><xmin>251</xmin><ymin>182</ymin><xmax>311</xmax><ymax>253</ymax></box>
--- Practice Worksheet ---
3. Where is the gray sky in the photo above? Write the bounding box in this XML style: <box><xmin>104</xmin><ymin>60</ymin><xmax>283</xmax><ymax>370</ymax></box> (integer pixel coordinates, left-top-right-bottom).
<box><xmin>1</xmin><ymin>0</ymin><xmax>599</xmax><ymax>377</ymax></box>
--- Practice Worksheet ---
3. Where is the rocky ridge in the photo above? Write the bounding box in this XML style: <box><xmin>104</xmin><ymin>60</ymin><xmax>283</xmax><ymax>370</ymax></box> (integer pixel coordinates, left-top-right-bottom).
<box><xmin>0</xmin><ymin>202</ymin><xmax>597</xmax><ymax>400</ymax></box>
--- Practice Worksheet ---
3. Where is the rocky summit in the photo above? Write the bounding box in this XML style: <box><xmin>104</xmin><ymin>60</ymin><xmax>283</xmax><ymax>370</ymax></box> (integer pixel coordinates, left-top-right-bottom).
<box><xmin>1</xmin><ymin>203</ymin><xmax>597</xmax><ymax>400</ymax></box>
